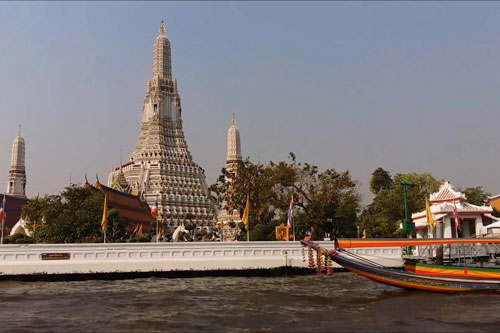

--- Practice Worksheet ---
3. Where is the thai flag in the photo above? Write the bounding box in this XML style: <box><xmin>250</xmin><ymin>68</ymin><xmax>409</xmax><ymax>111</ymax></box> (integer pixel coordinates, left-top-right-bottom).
<box><xmin>453</xmin><ymin>202</ymin><xmax>461</xmax><ymax>231</ymax></box>
<box><xmin>151</xmin><ymin>199</ymin><xmax>158</xmax><ymax>219</ymax></box>
<box><xmin>131</xmin><ymin>224</ymin><xmax>139</xmax><ymax>238</ymax></box>
<box><xmin>0</xmin><ymin>194</ymin><xmax>5</xmax><ymax>226</ymax></box>
<box><xmin>287</xmin><ymin>195</ymin><xmax>293</xmax><ymax>228</ymax></box>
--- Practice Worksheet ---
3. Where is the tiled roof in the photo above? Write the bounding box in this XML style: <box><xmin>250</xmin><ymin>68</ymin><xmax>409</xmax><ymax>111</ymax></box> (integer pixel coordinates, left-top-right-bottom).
<box><xmin>412</xmin><ymin>201</ymin><xmax>493</xmax><ymax>220</ymax></box>
<box><xmin>0</xmin><ymin>194</ymin><xmax>28</xmax><ymax>234</ymax></box>
<box><xmin>429</xmin><ymin>181</ymin><xmax>466</xmax><ymax>202</ymax></box>
<box><xmin>89</xmin><ymin>182</ymin><xmax>153</xmax><ymax>228</ymax></box>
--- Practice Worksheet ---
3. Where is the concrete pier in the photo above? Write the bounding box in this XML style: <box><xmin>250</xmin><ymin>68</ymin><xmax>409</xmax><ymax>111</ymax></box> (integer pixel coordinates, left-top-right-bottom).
<box><xmin>0</xmin><ymin>241</ymin><xmax>403</xmax><ymax>280</ymax></box>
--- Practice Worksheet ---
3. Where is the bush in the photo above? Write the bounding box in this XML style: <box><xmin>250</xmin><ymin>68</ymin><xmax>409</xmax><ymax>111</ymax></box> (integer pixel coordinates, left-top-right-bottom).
<box><xmin>4</xmin><ymin>233</ymin><xmax>32</xmax><ymax>244</ymax></box>
<box><xmin>137</xmin><ymin>235</ymin><xmax>150</xmax><ymax>243</ymax></box>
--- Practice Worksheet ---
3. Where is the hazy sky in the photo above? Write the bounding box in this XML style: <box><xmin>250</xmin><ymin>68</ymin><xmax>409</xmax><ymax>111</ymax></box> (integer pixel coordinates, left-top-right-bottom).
<box><xmin>1</xmin><ymin>2</ymin><xmax>500</xmax><ymax>206</ymax></box>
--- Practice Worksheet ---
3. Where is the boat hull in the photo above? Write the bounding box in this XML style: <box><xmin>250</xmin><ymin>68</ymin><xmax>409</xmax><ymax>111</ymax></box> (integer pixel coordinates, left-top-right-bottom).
<box><xmin>333</xmin><ymin>251</ymin><xmax>500</xmax><ymax>293</ymax></box>
<box><xmin>404</xmin><ymin>262</ymin><xmax>500</xmax><ymax>279</ymax></box>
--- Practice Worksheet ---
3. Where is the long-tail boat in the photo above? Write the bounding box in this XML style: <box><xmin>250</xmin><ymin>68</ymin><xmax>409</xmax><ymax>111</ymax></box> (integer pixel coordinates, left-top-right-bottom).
<box><xmin>301</xmin><ymin>238</ymin><xmax>500</xmax><ymax>293</ymax></box>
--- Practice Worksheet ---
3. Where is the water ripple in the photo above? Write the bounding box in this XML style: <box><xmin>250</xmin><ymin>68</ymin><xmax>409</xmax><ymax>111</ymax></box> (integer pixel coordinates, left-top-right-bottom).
<box><xmin>1</xmin><ymin>273</ymin><xmax>500</xmax><ymax>332</ymax></box>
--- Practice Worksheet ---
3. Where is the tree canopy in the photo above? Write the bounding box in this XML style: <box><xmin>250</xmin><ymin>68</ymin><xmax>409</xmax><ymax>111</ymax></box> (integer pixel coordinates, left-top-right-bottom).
<box><xmin>22</xmin><ymin>185</ymin><xmax>104</xmax><ymax>243</ymax></box>
<box><xmin>462</xmin><ymin>186</ymin><xmax>491</xmax><ymax>206</ymax></box>
<box><xmin>359</xmin><ymin>172</ymin><xmax>443</xmax><ymax>238</ymax></box>
<box><xmin>210</xmin><ymin>153</ymin><xmax>361</xmax><ymax>240</ymax></box>
<box><xmin>369</xmin><ymin>167</ymin><xmax>393</xmax><ymax>194</ymax></box>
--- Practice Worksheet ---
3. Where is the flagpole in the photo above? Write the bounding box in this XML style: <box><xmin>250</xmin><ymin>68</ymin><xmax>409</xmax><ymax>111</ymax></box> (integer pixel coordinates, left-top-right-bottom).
<box><xmin>0</xmin><ymin>217</ymin><xmax>3</xmax><ymax>245</ymax></box>
<box><xmin>1</xmin><ymin>195</ymin><xmax>5</xmax><ymax>245</ymax></box>
<box><xmin>102</xmin><ymin>195</ymin><xmax>107</xmax><ymax>244</ymax></box>
<box><xmin>156</xmin><ymin>217</ymin><xmax>159</xmax><ymax>243</ymax></box>
<box><xmin>247</xmin><ymin>199</ymin><xmax>250</xmax><ymax>242</ymax></box>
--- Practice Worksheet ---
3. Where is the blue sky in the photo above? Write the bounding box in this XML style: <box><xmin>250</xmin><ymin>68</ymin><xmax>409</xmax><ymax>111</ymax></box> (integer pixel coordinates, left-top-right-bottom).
<box><xmin>1</xmin><ymin>2</ymin><xmax>500</xmax><ymax>205</ymax></box>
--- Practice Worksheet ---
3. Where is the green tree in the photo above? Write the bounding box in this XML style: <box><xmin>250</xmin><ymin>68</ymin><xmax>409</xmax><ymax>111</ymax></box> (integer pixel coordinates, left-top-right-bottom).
<box><xmin>22</xmin><ymin>185</ymin><xmax>104</xmax><ymax>243</ymax></box>
<box><xmin>359</xmin><ymin>173</ymin><xmax>442</xmax><ymax>238</ymax></box>
<box><xmin>220</xmin><ymin>159</ymin><xmax>278</xmax><ymax>226</ymax></box>
<box><xmin>270</xmin><ymin>154</ymin><xmax>361</xmax><ymax>239</ymax></box>
<box><xmin>106</xmin><ymin>208</ymin><xmax>127</xmax><ymax>242</ymax></box>
<box><xmin>462</xmin><ymin>186</ymin><xmax>490</xmax><ymax>206</ymax></box>
<box><xmin>369</xmin><ymin>167</ymin><xmax>393</xmax><ymax>194</ymax></box>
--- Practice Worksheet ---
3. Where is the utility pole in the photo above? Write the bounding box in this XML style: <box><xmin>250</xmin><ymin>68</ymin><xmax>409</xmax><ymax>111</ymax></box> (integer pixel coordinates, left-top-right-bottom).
<box><xmin>401</xmin><ymin>183</ymin><xmax>415</xmax><ymax>254</ymax></box>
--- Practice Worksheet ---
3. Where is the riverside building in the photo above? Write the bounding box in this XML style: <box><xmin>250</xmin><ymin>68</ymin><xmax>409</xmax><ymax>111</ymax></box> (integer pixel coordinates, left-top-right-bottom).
<box><xmin>108</xmin><ymin>22</ymin><xmax>215</xmax><ymax>231</ymax></box>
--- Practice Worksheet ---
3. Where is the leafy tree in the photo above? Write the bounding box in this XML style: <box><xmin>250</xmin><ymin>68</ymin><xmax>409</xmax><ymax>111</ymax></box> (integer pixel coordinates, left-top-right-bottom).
<box><xmin>22</xmin><ymin>185</ymin><xmax>104</xmax><ymax>243</ymax></box>
<box><xmin>369</xmin><ymin>167</ymin><xmax>393</xmax><ymax>194</ymax></box>
<box><xmin>462</xmin><ymin>186</ymin><xmax>490</xmax><ymax>206</ymax></box>
<box><xmin>210</xmin><ymin>154</ymin><xmax>361</xmax><ymax>240</ymax></box>
<box><xmin>359</xmin><ymin>173</ymin><xmax>442</xmax><ymax>238</ymax></box>
<box><xmin>106</xmin><ymin>208</ymin><xmax>127</xmax><ymax>242</ymax></box>
<box><xmin>218</xmin><ymin>159</ymin><xmax>278</xmax><ymax>226</ymax></box>
<box><xmin>270</xmin><ymin>154</ymin><xmax>361</xmax><ymax>239</ymax></box>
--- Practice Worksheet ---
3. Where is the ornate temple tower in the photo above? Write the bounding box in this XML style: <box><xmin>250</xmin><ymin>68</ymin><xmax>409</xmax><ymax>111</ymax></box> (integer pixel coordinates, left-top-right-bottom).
<box><xmin>108</xmin><ymin>22</ymin><xmax>215</xmax><ymax>230</ymax></box>
<box><xmin>217</xmin><ymin>117</ymin><xmax>243</xmax><ymax>235</ymax></box>
<box><xmin>6</xmin><ymin>126</ymin><xmax>27</xmax><ymax>198</ymax></box>
<box><xmin>226</xmin><ymin>116</ymin><xmax>242</xmax><ymax>174</ymax></box>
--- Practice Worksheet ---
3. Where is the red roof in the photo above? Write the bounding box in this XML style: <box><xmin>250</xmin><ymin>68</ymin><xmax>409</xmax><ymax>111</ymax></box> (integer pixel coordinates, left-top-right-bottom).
<box><xmin>86</xmin><ymin>181</ymin><xmax>153</xmax><ymax>230</ymax></box>
<box><xmin>1</xmin><ymin>194</ymin><xmax>28</xmax><ymax>234</ymax></box>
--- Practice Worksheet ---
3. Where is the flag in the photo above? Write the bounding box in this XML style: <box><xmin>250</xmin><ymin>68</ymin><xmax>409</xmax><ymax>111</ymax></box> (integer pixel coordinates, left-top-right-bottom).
<box><xmin>362</xmin><ymin>229</ymin><xmax>366</xmax><ymax>238</ymax></box>
<box><xmin>242</xmin><ymin>195</ymin><xmax>249</xmax><ymax>230</ymax></box>
<box><xmin>426</xmin><ymin>199</ymin><xmax>437</xmax><ymax>229</ymax></box>
<box><xmin>151</xmin><ymin>199</ymin><xmax>158</xmax><ymax>219</ymax></box>
<box><xmin>0</xmin><ymin>194</ymin><xmax>5</xmax><ymax>225</ymax></box>
<box><xmin>137</xmin><ymin>224</ymin><xmax>143</xmax><ymax>238</ymax></box>
<box><xmin>453</xmin><ymin>201</ymin><xmax>461</xmax><ymax>231</ymax></box>
<box><xmin>131</xmin><ymin>224</ymin><xmax>139</xmax><ymax>238</ymax></box>
<box><xmin>287</xmin><ymin>195</ymin><xmax>294</xmax><ymax>228</ymax></box>
<box><xmin>157</xmin><ymin>227</ymin><xmax>163</xmax><ymax>242</ymax></box>
<box><xmin>0</xmin><ymin>194</ymin><xmax>5</xmax><ymax>233</ymax></box>
<box><xmin>101</xmin><ymin>195</ymin><xmax>108</xmax><ymax>233</ymax></box>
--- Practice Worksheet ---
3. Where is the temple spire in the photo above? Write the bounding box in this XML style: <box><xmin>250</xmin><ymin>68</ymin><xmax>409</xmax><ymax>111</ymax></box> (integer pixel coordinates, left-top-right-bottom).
<box><xmin>7</xmin><ymin>127</ymin><xmax>27</xmax><ymax>198</ymax></box>
<box><xmin>226</xmin><ymin>116</ymin><xmax>242</xmax><ymax>172</ymax></box>
<box><xmin>160</xmin><ymin>20</ymin><xmax>166</xmax><ymax>35</ymax></box>
<box><xmin>152</xmin><ymin>19</ymin><xmax>171</xmax><ymax>80</ymax></box>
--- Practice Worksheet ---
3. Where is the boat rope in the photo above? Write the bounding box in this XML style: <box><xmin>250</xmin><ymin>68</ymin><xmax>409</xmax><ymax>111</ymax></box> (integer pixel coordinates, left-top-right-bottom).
<box><xmin>337</xmin><ymin>249</ymin><xmax>386</xmax><ymax>268</ymax></box>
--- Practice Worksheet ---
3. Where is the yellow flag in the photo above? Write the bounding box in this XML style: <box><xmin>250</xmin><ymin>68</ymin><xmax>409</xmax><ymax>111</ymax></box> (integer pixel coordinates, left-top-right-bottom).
<box><xmin>242</xmin><ymin>196</ymin><xmax>249</xmax><ymax>230</ymax></box>
<box><xmin>137</xmin><ymin>224</ymin><xmax>143</xmax><ymax>238</ymax></box>
<box><xmin>101</xmin><ymin>195</ymin><xmax>108</xmax><ymax>233</ymax></box>
<box><xmin>426</xmin><ymin>199</ymin><xmax>436</xmax><ymax>229</ymax></box>
<box><xmin>362</xmin><ymin>229</ymin><xmax>367</xmax><ymax>238</ymax></box>
<box><xmin>157</xmin><ymin>227</ymin><xmax>163</xmax><ymax>242</ymax></box>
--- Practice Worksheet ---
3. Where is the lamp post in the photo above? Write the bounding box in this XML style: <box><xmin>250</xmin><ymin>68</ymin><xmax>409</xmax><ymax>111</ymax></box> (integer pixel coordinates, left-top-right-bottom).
<box><xmin>401</xmin><ymin>182</ymin><xmax>415</xmax><ymax>255</ymax></box>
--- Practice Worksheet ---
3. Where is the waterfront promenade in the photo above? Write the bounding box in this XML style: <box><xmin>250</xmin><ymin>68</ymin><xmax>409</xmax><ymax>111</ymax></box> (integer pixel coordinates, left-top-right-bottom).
<box><xmin>0</xmin><ymin>241</ymin><xmax>402</xmax><ymax>279</ymax></box>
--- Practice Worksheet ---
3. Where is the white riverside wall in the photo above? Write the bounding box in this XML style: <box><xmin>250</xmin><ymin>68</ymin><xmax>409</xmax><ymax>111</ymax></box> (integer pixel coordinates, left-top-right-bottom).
<box><xmin>0</xmin><ymin>241</ymin><xmax>403</xmax><ymax>276</ymax></box>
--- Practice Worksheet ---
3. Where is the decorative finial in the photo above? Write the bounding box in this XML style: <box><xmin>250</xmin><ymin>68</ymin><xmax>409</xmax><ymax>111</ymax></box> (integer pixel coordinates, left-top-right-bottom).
<box><xmin>84</xmin><ymin>173</ymin><xmax>89</xmax><ymax>184</ymax></box>
<box><xmin>232</xmin><ymin>114</ymin><xmax>236</xmax><ymax>126</ymax></box>
<box><xmin>159</xmin><ymin>20</ymin><xmax>165</xmax><ymax>35</ymax></box>
<box><xmin>120</xmin><ymin>149</ymin><xmax>123</xmax><ymax>167</ymax></box>
<box><xmin>96</xmin><ymin>172</ymin><xmax>100</xmax><ymax>184</ymax></box>
<box><xmin>18</xmin><ymin>125</ymin><xmax>21</xmax><ymax>138</ymax></box>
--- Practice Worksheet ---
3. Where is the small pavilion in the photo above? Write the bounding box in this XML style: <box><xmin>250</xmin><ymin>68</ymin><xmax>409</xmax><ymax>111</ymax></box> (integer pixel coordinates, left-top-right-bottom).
<box><xmin>411</xmin><ymin>181</ymin><xmax>499</xmax><ymax>238</ymax></box>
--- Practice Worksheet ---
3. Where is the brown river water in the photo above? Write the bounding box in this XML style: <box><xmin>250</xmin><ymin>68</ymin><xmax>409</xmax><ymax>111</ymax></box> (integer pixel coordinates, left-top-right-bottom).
<box><xmin>1</xmin><ymin>273</ymin><xmax>500</xmax><ymax>332</ymax></box>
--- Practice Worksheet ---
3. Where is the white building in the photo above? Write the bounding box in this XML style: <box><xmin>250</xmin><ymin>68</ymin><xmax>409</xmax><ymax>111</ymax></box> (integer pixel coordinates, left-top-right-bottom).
<box><xmin>412</xmin><ymin>181</ymin><xmax>499</xmax><ymax>238</ymax></box>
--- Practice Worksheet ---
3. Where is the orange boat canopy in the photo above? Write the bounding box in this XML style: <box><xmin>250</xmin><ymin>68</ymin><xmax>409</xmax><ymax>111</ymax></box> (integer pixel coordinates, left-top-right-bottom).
<box><xmin>336</xmin><ymin>238</ymin><xmax>500</xmax><ymax>248</ymax></box>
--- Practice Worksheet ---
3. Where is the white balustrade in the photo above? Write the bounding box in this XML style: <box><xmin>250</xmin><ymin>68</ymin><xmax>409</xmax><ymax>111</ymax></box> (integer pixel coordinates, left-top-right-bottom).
<box><xmin>0</xmin><ymin>242</ymin><xmax>402</xmax><ymax>276</ymax></box>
